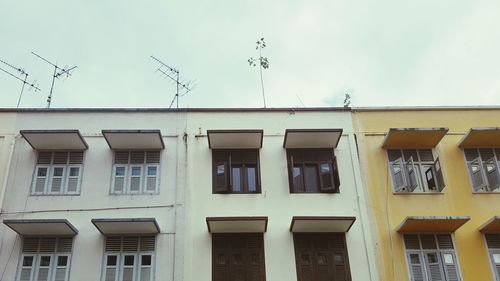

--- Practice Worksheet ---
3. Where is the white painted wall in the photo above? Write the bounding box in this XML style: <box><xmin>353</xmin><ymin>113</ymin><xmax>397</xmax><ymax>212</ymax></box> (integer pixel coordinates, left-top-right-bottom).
<box><xmin>0</xmin><ymin>111</ymin><xmax>187</xmax><ymax>281</ymax></box>
<box><xmin>183</xmin><ymin>110</ymin><xmax>379</xmax><ymax>281</ymax></box>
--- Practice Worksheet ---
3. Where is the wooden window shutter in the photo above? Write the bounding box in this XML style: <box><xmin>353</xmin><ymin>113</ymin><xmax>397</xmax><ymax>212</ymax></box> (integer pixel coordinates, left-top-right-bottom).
<box><xmin>424</xmin><ymin>252</ymin><xmax>445</xmax><ymax>280</ymax></box>
<box><xmin>22</xmin><ymin>238</ymin><xmax>40</xmax><ymax>253</ymax></box>
<box><xmin>122</xmin><ymin>236</ymin><xmax>139</xmax><ymax>252</ymax></box>
<box><xmin>140</xmin><ymin>236</ymin><xmax>156</xmax><ymax>251</ymax></box>
<box><xmin>105</xmin><ymin>237</ymin><xmax>122</xmax><ymax>252</ymax></box>
<box><xmin>434</xmin><ymin>158</ymin><xmax>446</xmax><ymax>192</ymax></box>
<box><xmin>69</xmin><ymin>151</ymin><xmax>84</xmax><ymax>164</ymax></box>
<box><xmin>146</xmin><ymin>151</ymin><xmax>160</xmax><ymax>164</ymax></box>
<box><xmin>288</xmin><ymin>153</ymin><xmax>295</xmax><ymax>193</ymax></box>
<box><xmin>114</xmin><ymin>151</ymin><xmax>130</xmax><ymax>164</ymax></box>
<box><xmin>407</xmin><ymin>253</ymin><xmax>425</xmax><ymax>281</ymax></box>
<box><xmin>391</xmin><ymin>157</ymin><xmax>408</xmax><ymax>192</ymax></box>
<box><xmin>53</xmin><ymin>152</ymin><xmax>69</xmax><ymax>164</ymax></box>
<box><xmin>332</xmin><ymin>156</ymin><xmax>341</xmax><ymax>192</ymax></box>
<box><xmin>37</xmin><ymin>152</ymin><xmax>52</xmax><ymax>164</ymax></box>
<box><xmin>19</xmin><ymin>255</ymin><xmax>35</xmax><ymax>281</ymax></box>
<box><xmin>405</xmin><ymin>157</ymin><xmax>419</xmax><ymax>192</ymax></box>
<box><xmin>131</xmin><ymin>151</ymin><xmax>145</xmax><ymax>164</ymax></box>
<box><xmin>213</xmin><ymin>152</ymin><xmax>229</xmax><ymax>193</ymax></box>
<box><xmin>486</xmin><ymin>234</ymin><xmax>500</xmax><ymax>249</ymax></box>
<box><xmin>468</xmin><ymin>157</ymin><xmax>487</xmax><ymax>192</ymax></box>
<box><xmin>441</xmin><ymin>252</ymin><xmax>460</xmax><ymax>281</ymax></box>
<box><xmin>483</xmin><ymin>157</ymin><xmax>500</xmax><ymax>191</ymax></box>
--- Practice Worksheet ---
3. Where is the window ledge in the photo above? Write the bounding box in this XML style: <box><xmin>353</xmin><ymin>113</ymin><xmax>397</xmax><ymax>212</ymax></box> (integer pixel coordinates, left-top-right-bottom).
<box><xmin>472</xmin><ymin>192</ymin><xmax>500</xmax><ymax>194</ymax></box>
<box><xmin>392</xmin><ymin>192</ymin><xmax>444</xmax><ymax>195</ymax></box>
<box><xmin>30</xmin><ymin>194</ymin><xmax>81</xmax><ymax>197</ymax></box>
<box><xmin>212</xmin><ymin>192</ymin><xmax>262</xmax><ymax>195</ymax></box>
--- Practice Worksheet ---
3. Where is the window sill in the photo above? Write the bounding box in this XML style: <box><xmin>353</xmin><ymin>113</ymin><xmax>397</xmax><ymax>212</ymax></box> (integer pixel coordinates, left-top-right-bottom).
<box><xmin>392</xmin><ymin>192</ymin><xmax>444</xmax><ymax>195</ymax></box>
<box><xmin>212</xmin><ymin>192</ymin><xmax>262</xmax><ymax>195</ymax></box>
<box><xmin>109</xmin><ymin>193</ymin><xmax>160</xmax><ymax>196</ymax></box>
<box><xmin>472</xmin><ymin>192</ymin><xmax>500</xmax><ymax>194</ymax></box>
<box><xmin>30</xmin><ymin>194</ymin><xmax>81</xmax><ymax>196</ymax></box>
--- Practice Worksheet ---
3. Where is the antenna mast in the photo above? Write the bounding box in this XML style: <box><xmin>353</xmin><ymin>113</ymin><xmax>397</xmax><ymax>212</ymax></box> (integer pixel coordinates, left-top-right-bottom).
<box><xmin>151</xmin><ymin>55</ymin><xmax>193</xmax><ymax>109</ymax></box>
<box><xmin>0</xmin><ymin>58</ymin><xmax>41</xmax><ymax>108</ymax></box>
<box><xmin>31</xmin><ymin>52</ymin><xmax>77</xmax><ymax>108</ymax></box>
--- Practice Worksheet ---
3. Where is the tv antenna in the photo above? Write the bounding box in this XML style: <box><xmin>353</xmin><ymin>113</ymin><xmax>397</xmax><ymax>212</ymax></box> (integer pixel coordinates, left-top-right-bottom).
<box><xmin>151</xmin><ymin>55</ymin><xmax>193</xmax><ymax>109</ymax></box>
<box><xmin>0</xmin><ymin>58</ymin><xmax>41</xmax><ymax>108</ymax></box>
<box><xmin>31</xmin><ymin>52</ymin><xmax>77</xmax><ymax>108</ymax></box>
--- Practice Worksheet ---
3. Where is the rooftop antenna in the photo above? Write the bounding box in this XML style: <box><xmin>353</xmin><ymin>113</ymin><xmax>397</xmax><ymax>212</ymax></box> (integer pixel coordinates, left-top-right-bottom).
<box><xmin>0</xmin><ymin>58</ymin><xmax>41</xmax><ymax>108</ymax></box>
<box><xmin>151</xmin><ymin>55</ymin><xmax>193</xmax><ymax>109</ymax></box>
<box><xmin>31</xmin><ymin>52</ymin><xmax>77</xmax><ymax>108</ymax></box>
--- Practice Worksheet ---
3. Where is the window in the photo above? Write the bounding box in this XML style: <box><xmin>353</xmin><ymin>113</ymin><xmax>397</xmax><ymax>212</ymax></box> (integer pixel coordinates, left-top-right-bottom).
<box><xmin>102</xmin><ymin>236</ymin><xmax>155</xmax><ymax>281</ymax></box>
<box><xmin>286</xmin><ymin>149</ymin><xmax>340</xmax><ymax>193</ymax></box>
<box><xmin>293</xmin><ymin>233</ymin><xmax>351</xmax><ymax>281</ymax></box>
<box><xmin>387</xmin><ymin>149</ymin><xmax>445</xmax><ymax>193</ymax></box>
<box><xmin>403</xmin><ymin>234</ymin><xmax>461</xmax><ymax>281</ymax></box>
<box><xmin>485</xmin><ymin>234</ymin><xmax>500</xmax><ymax>281</ymax></box>
<box><xmin>111</xmin><ymin>151</ymin><xmax>160</xmax><ymax>194</ymax></box>
<box><xmin>17</xmin><ymin>237</ymin><xmax>73</xmax><ymax>281</ymax></box>
<box><xmin>464</xmin><ymin>148</ymin><xmax>500</xmax><ymax>192</ymax></box>
<box><xmin>212</xmin><ymin>234</ymin><xmax>265</xmax><ymax>281</ymax></box>
<box><xmin>212</xmin><ymin>150</ymin><xmax>260</xmax><ymax>194</ymax></box>
<box><xmin>32</xmin><ymin>151</ymin><xmax>84</xmax><ymax>195</ymax></box>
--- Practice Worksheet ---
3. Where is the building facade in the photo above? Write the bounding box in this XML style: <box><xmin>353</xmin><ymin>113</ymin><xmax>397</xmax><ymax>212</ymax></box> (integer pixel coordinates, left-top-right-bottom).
<box><xmin>353</xmin><ymin>107</ymin><xmax>500</xmax><ymax>281</ymax></box>
<box><xmin>0</xmin><ymin>108</ymin><xmax>380</xmax><ymax>281</ymax></box>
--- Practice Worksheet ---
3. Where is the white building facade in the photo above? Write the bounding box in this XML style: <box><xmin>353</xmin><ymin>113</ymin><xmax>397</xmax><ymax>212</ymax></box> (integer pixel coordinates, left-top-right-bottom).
<box><xmin>0</xmin><ymin>108</ymin><xmax>379</xmax><ymax>281</ymax></box>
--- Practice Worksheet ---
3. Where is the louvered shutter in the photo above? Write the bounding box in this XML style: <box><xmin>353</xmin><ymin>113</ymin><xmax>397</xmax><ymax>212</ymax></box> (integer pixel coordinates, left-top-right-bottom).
<box><xmin>130</xmin><ymin>151</ymin><xmax>145</xmax><ymax>164</ymax></box>
<box><xmin>441</xmin><ymin>252</ymin><xmax>460</xmax><ymax>281</ymax></box>
<box><xmin>37</xmin><ymin>152</ymin><xmax>53</xmax><ymax>164</ymax></box>
<box><xmin>35</xmin><ymin>255</ymin><xmax>52</xmax><ymax>281</ymax></box>
<box><xmin>68</xmin><ymin>152</ymin><xmax>84</xmax><ymax>164</ymax></box>
<box><xmin>468</xmin><ymin>157</ymin><xmax>487</xmax><ymax>191</ymax></box>
<box><xmin>121</xmin><ymin>254</ymin><xmax>136</xmax><ymax>281</ymax></box>
<box><xmin>53</xmin><ymin>152</ymin><xmax>68</xmax><ymax>164</ymax></box>
<box><xmin>407</xmin><ymin>253</ymin><xmax>425</xmax><ymax>281</ymax></box>
<box><xmin>49</xmin><ymin>166</ymin><xmax>65</xmax><ymax>193</ymax></box>
<box><xmin>145</xmin><ymin>165</ymin><xmax>158</xmax><ymax>193</ymax></box>
<box><xmin>332</xmin><ymin>156</ymin><xmax>341</xmax><ymax>192</ymax></box>
<box><xmin>434</xmin><ymin>158</ymin><xmax>445</xmax><ymax>192</ymax></box>
<box><xmin>104</xmin><ymin>254</ymin><xmax>119</xmax><ymax>281</ymax></box>
<box><xmin>483</xmin><ymin>157</ymin><xmax>500</xmax><ymax>191</ymax></box>
<box><xmin>489</xmin><ymin>252</ymin><xmax>500</xmax><ymax>281</ymax></box>
<box><xmin>405</xmin><ymin>157</ymin><xmax>419</xmax><ymax>192</ymax></box>
<box><xmin>53</xmin><ymin>255</ymin><xmax>70</xmax><ymax>281</ymax></box>
<box><xmin>139</xmin><ymin>254</ymin><xmax>153</xmax><ymax>281</ymax></box>
<box><xmin>19</xmin><ymin>255</ymin><xmax>35</xmax><ymax>281</ymax></box>
<box><xmin>114</xmin><ymin>152</ymin><xmax>130</xmax><ymax>164</ymax></box>
<box><xmin>391</xmin><ymin>157</ymin><xmax>408</xmax><ymax>192</ymax></box>
<box><xmin>34</xmin><ymin>166</ymin><xmax>49</xmax><ymax>194</ymax></box>
<box><xmin>129</xmin><ymin>166</ymin><xmax>143</xmax><ymax>193</ymax></box>
<box><xmin>66</xmin><ymin>166</ymin><xmax>81</xmax><ymax>193</ymax></box>
<box><xmin>424</xmin><ymin>252</ymin><xmax>445</xmax><ymax>281</ymax></box>
<box><xmin>112</xmin><ymin>166</ymin><xmax>127</xmax><ymax>193</ymax></box>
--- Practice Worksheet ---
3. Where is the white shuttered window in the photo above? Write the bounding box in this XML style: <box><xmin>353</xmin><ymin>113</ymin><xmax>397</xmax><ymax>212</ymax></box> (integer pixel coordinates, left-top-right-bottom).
<box><xmin>31</xmin><ymin>152</ymin><xmax>84</xmax><ymax>195</ymax></box>
<box><xmin>102</xmin><ymin>236</ymin><xmax>155</xmax><ymax>281</ymax></box>
<box><xmin>16</xmin><ymin>237</ymin><xmax>73</xmax><ymax>281</ymax></box>
<box><xmin>404</xmin><ymin>234</ymin><xmax>461</xmax><ymax>281</ymax></box>
<box><xmin>111</xmin><ymin>151</ymin><xmax>160</xmax><ymax>194</ymax></box>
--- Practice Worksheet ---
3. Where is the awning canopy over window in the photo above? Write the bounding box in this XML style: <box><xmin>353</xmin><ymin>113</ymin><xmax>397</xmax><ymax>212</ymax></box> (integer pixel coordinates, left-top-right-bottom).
<box><xmin>3</xmin><ymin>219</ymin><xmax>78</xmax><ymax>236</ymax></box>
<box><xmin>396</xmin><ymin>216</ymin><xmax>470</xmax><ymax>233</ymax></box>
<box><xmin>382</xmin><ymin>128</ymin><xmax>448</xmax><ymax>148</ymax></box>
<box><xmin>458</xmin><ymin>128</ymin><xmax>500</xmax><ymax>148</ymax></box>
<box><xmin>102</xmin><ymin>130</ymin><xmax>164</xmax><ymax>150</ymax></box>
<box><xmin>91</xmin><ymin>218</ymin><xmax>160</xmax><ymax>235</ymax></box>
<box><xmin>206</xmin><ymin>216</ymin><xmax>268</xmax><ymax>233</ymax></box>
<box><xmin>479</xmin><ymin>216</ymin><xmax>500</xmax><ymax>233</ymax></box>
<box><xmin>290</xmin><ymin>216</ymin><xmax>356</xmax><ymax>233</ymax></box>
<box><xmin>20</xmin><ymin>130</ymin><xmax>88</xmax><ymax>150</ymax></box>
<box><xmin>207</xmin><ymin>130</ymin><xmax>263</xmax><ymax>149</ymax></box>
<box><xmin>283</xmin><ymin>129</ymin><xmax>343</xmax><ymax>149</ymax></box>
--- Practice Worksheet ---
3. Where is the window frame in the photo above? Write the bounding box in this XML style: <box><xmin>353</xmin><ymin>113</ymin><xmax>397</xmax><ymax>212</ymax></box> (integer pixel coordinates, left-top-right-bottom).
<box><xmin>110</xmin><ymin>151</ymin><xmax>161</xmax><ymax>195</ymax></box>
<box><xmin>30</xmin><ymin>152</ymin><xmax>84</xmax><ymax>196</ymax></box>
<box><xmin>211</xmin><ymin>149</ymin><xmax>261</xmax><ymax>194</ymax></box>
<box><xmin>387</xmin><ymin>149</ymin><xmax>445</xmax><ymax>193</ymax></box>
<box><xmin>464</xmin><ymin>148</ymin><xmax>500</xmax><ymax>192</ymax></box>
<box><xmin>286</xmin><ymin>148</ymin><xmax>340</xmax><ymax>194</ymax></box>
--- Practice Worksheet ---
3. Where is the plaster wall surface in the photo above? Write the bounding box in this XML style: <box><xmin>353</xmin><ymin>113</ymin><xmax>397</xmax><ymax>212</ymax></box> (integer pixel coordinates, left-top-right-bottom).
<box><xmin>353</xmin><ymin>109</ymin><xmax>500</xmax><ymax>281</ymax></box>
<box><xmin>183</xmin><ymin>110</ymin><xmax>378</xmax><ymax>281</ymax></box>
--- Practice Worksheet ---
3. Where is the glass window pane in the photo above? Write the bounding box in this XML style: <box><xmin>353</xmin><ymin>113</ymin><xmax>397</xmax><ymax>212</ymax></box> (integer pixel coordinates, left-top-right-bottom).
<box><xmin>304</xmin><ymin>165</ymin><xmax>319</xmax><ymax>192</ymax></box>
<box><xmin>40</xmin><ymin>256</ymin><xmax>51</xmax><ymax>266</ymax></box>
<box><xmin>232</xmin><ymin>167</ymin><xmax>241</xmax><ymax>192</ymax></box>
<box><xmin>320</xmin><ymin>163</ymin><xmax>332</xmax><ymax>187</ymax></box>
<box><xmin>131</xmin><ymin>167</ymin><xmax>142</xmax><ymax>176</ymax></box>
<box><xmin>57</xmin><ymin>256</ymin><xmax>68</xmax><ymax>266</ymax></box>
<box><xmin>37</xmin><ymin>168</ymin><xmax>47</xmax><ymax>177</ymax></box>
<box><xmin>115</xmin><ymin>167</ymin><xmax>125</xmax><ymax>176</ymax></box>
<box><xmin>247</xmin><ymin>167</ymin><xmax>257</xmax><ymax>192</ymax></box>
<box><xmin>107</xmin><ymin>256</ymin><xmax>117</xmax><ymax>266</ymax></box>
<box><xmin>147</xmin><ymin>166</ymin><xmax>157</xmax><ymax>176</ymax></box>
<box><xmin>141</xmin><ymin>255</ymin><xmax>152</xmax><ymax>266</ymax></box>
<box><xmin>409</xmin><ymin>254</ymin><xmax>420</xmax><ymax>264</ymax></box>
<box><xmin>124</xmin><ymin>255</ymin><xmax>135</xmax><ymax>266</ymax></box>
<box><xmin>53</xmin><ymin>168</ymin><xmax>64</xmax><ymax>177</ymax></box>
<box><xmin>442</xmin><ymin>253</ymin><xmax>454</xmax><ymax>264</ymax></box>
<box><xmin>334</xmin><ymin>254</ymin><xmax>343</xmax><ymax>265</ymax></box>
<box><xmin>493</xmin><ymin>254</ymin><xmax>500</xmax><ymax>264</ymax></box>
<box><xmin>217</xmin><ymin>164</ymin><xmax>225</xmax><ymax>175</ymax></box>
<box><xmin>293</xmin><ymin>166</ymin><xmax>303</xmax><ymax>192</ymax></box>
<box><xmin>23</xmin><ymin>256</ymin><xmax>34</xmax><ymax>266</ymax></box>
<box><xmin>427</xmin><ymin>253</ymin><xmax>438</xmax><ymax>263</ymax></box>
<box><xmin>69</xmin><ymin>167</ymin><xmax>80</xmax><ymax>177</ymax></box>
<box><xmin>300</xmin><ymin>254</ymin><xmax>310</xmax><ymax>265</ymax></box>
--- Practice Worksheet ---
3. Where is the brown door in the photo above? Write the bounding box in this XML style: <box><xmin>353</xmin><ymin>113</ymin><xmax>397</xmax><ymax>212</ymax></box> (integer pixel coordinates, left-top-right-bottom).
<box><xmin>293</xmin><ymin>233</ymin><xmax>351</xmax><ymax>281</ymax></box>
<box><xmin>212</xmin><ymin>234</ymin><xmax>266</xmax><ymax>281</ymax></box>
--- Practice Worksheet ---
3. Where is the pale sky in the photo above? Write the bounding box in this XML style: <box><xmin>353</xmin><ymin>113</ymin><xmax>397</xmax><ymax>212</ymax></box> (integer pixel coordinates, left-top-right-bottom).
<box><xmin>1</xmin><ymin>0</ymin><xmax>500</xmax><ymax>108</ymax></box>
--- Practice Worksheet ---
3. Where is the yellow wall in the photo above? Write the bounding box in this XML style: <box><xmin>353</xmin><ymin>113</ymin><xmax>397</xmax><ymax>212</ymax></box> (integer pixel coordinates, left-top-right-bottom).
<box><xmin>353</xmin><ymin>109</ymin><xmax>500</xmax><ymax>281</ymax></box>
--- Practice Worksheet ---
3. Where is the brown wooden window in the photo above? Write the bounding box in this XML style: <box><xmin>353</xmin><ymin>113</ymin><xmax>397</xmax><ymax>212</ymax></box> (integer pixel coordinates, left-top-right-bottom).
<box><xmin>293</xmin><ymin>233</ymin><xmax>351</xmax><ymax>281</ymax></box>
<box><xmin>287</xmin><ymin>149</ymin><xmax>340</xmax><ymax>193</ymax></box>
<box><xmin>212</xmin><ymin>150</ymin><xmax>260</xmax><ymax>194</ymax></box>
<box><xmin>212</xmin><ymin>234</ymin><xmax>266</xmax><ymax>281</ymax></box>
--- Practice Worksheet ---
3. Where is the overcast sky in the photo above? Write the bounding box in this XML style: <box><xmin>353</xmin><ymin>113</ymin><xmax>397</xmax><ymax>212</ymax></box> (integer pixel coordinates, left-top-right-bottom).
<box><xmin>1</xmin><ymin>0</ymin><xmax>499</xmax><ymax>108</ymax></box>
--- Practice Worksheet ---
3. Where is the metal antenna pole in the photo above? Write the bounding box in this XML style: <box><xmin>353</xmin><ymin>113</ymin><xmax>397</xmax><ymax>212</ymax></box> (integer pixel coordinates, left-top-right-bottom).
<box><xmin>31</xmin><ymin>52</ymin><xmax>77</xmax><ymax>108</ymax></box>
<box><xmin>151</xmin><ymin>55</ymin><xmax>193</xmax><ymax>109</ymax></box>
<box><xmin>0</xmin><ymin>58</ymin><xmax>41</xmax><ymax>108</ymax></box>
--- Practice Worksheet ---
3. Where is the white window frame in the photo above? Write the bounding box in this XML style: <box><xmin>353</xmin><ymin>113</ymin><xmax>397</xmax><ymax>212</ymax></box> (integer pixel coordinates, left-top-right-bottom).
<box><xmin>144</xmin><ymin>165</ymin><xmax>159</xmax><ymax>194</ymax></box>
<box><xmin>128</xmin><ymin>165</ymin><xmax>143</xmax><ymax>194</ymax></box>
<box><xmin>65</xmin><ymin>165</ymin><xmax>82</xmax><ymax>194</ymax></box>
<box><xmin>102</xmin><ymin>252</ymin><xmax>155</xmax><ymax>281</ymax></box>
<box><xmin>110</xmin><ymin>151</ymin><xmax>161</xmax><ymax>195</ymax></box>
<box><xmin>464</xmin><ymin>148</ymin><xmax>500</xmax><ymax>192</ymax></box>
<box><xmin>18</xmin><ymin>254</ymin><xmax>36</xmax><ymax>281</ymax></box>
<box><xmin>48</xmin><ymin>165</ymin><xmax>66</xmax><ymax>194</ymax></box>
<box><xmin>112</xmin><ymin>165</ymin><xmax>128</xmax><ymax>194</ymax></box>
<box><xmin>52</xmin><ymin>254</ymin><xmax>71</xmax><ymax>281</ymax></box>
<box><xmin>33</xmin><ymin>165</ymin><xmax>50</xmax><ymax>194</ymax></box>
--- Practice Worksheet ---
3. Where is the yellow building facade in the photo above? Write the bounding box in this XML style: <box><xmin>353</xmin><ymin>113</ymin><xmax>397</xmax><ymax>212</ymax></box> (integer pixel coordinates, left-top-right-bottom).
<box><xmin>353</xmin><ymin>108</ymin><xmax>500</xmax><ymax>281</ymax></box>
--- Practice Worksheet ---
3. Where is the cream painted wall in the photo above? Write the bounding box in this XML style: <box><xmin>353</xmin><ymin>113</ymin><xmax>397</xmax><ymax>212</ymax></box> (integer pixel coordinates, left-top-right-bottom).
<box><xmin>183</xmin><ymin>111</ymin><xmax>379</xmax><ymax>281</ymax></box>
<box><xmin>0</xmin><ymin>111</ymin><xmax>187</xmax><ymax>281</ymax></box>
